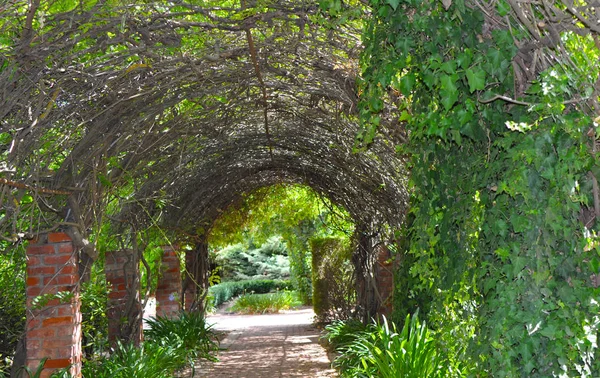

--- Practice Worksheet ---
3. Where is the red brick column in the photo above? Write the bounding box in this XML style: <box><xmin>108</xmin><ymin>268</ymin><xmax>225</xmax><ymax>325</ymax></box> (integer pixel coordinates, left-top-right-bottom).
<box><xmin>375</xmin><ymin>245</ymin><xmax>394</xmax><ymax>319</ymax></box>
<box><xmin>105</xmin><ymin>249</ymin><xmax>142</xmax><ymax>347</ymax></box>
<box><xmin>26</xmin><ymin>232</ymin><xmax>82</xmax><ymax>378</ymax></box>
<box><xmin>155</xmin><ymin>245</ymin><xmax>181</xmax><ymax>318</ymax></box>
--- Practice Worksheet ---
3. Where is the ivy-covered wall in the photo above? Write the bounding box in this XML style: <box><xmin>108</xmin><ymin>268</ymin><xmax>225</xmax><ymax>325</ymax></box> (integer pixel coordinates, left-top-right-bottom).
<box><xmin>360</xmin><ymin>0</ymin><xmax>600</xmax><ymax>376</ymax></box>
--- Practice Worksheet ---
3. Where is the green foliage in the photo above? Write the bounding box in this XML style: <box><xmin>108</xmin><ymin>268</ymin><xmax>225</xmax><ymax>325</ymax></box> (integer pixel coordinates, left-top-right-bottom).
<box><xmin>229</xmin><ymin>291</ymin><xmax>302</xmax><ymax>314</ymax></box>
<box><xmin>208</xmin><ymin>279</ymin><xmax>292</xmax><ymax>308</ymax></box>
<box><xmin>81</xmin><ymin>341</ymin><xmax>185</xmax><ymax>378</ymax></box>
<box><xmin>85</xmin><ymin>312</ymin><xmax>219</xmax><ymax>377</ymax></box>
<box><xmin>31</xmin><ymin>291</ymin><xmax>75</xmax><ymax>310</ymax></box>
<box><xmin>214</xmin><ymin>236</ymin><xmax>290</xmax><ymax>281</ymax></box>
<box><xmin>80</xmin><ymin>279</ymin><xmax>109</xmax><ymax>356</ymax></box>
<box><xmin>0</xmin><ymin>244</ymin><xmax>25</xmax><ymax>372</ymax></box>
<box><xmin>310</xmin><ymin>236</ymin><xmax>355</xmax><ymax>322</ymax></box>
<box><xmin>327</xmin><ymin>314</ymin><xmax>455</xmax><ymax>377</ymax></box>
<box><xmin>13</xmin><ymin>357</ymin><xmax>70</xmax><ymax>378</ymax></box>
<box><xmin>321</xmin><ymin>318</ymin><xmax>366</xmax><ymax>351</ymax></box>
<box><xmin>208</xmin><ymin>184</ymin><xmax>354</xmax><ymax>304</ymax></box>
<box><xmin>208</xmin><ymin>185</ymin><xmax>326</xmax><ymax>248</ymax></box>
<box><xmin>311</xmin><ymin>237</ymin><xmax>330</xmax><ymax>319</ymax></box>
<box><xmin>13</xmin><ymin>358</ymin><xmax>72</xmax><ymax>378</ymax></box>
<box><xmin>362</xmin><ymin>0</ymin><xmax>600</xmax><ymax>375</ymax></box>
<box><xmin>144</xmin><ymin>311</ymin><xmax>219</xmax><ymax>362</ymax></box>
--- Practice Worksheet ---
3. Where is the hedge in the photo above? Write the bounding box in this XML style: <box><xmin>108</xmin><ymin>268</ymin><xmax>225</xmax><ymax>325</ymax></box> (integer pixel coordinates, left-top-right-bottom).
<box><xmin>208</xmin><ymin>279</ymin><xmax>292</xmax><ymax>308</ymax></box>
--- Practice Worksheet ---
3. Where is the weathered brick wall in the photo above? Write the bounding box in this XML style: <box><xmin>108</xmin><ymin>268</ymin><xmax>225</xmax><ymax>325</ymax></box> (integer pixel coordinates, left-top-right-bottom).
<box><xmin>26</xmin><ymin>232</ymin><xmax>82</xmax><ymax>378</ymax></box>
<box><xmin>155</xmin><ymin>245</ymin><xmax>181</xmax><ymax>318</ymax></box>
<box><xmin>105</xmin><ymin>249</ymin><xmax>142</xmax><ymax>347</ymax></box>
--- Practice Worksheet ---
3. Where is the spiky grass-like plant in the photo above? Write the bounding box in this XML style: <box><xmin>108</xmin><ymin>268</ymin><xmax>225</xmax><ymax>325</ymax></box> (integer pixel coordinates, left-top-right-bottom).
<box><xmin>330</xmin><ymin>314</ymin><xmax>451</xmax><ymax>378</ymax></box>
<box><xmin>81</xmin><ymin>342</ymin><xmax>185</xmax><ymax>378</ymax></box>
<box><xmin>144</xmin><ymin>311</ymin><xmax>219</xmax><ymax>362</ymax></box>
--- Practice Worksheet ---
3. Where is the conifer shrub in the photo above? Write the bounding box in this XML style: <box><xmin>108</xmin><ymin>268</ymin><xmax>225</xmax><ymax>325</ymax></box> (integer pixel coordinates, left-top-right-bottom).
<box><xmin>214</xmin><ymin>237</ymin><xmax>290</xmax><ymax>281</ymax></box>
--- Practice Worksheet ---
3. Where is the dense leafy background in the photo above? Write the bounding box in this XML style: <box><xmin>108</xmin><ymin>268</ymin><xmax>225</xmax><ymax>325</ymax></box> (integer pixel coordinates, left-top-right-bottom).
<box><xmin>358</xmin><ymin>0</ymin><xmax>600</xmax><ymax>375</ymax></box>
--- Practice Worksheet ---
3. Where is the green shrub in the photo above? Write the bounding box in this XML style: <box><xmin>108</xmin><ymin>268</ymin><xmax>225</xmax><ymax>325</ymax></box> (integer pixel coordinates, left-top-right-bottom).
<box><xmin>83</xmin><ymin>312</ymin><xmax>219</xmax><ymax>377</ymax></box>
<box><xmin>321</xmin><ymin>318</ymin><xmax>366</xmax><ymax>351</ymax></box>
<box><xmin>230</xmin><ymin>291</ymin><xmax>302</xmax><ymax>314</ymax></box>
<box><xmin>0</xmin><ymin>246</ymin><xmax>26</xmax><ymax>372</ymax></box>
<box><xmin>208</xmin><ymin>279</ymin><xmax>292</xmax><ymax>308</ymax></box>
<box><xmin>215</xmin><ymin>237</ymin><xmax>290</xmax><ymax>281</ymax></box>
<box><xmin>310</xmin><ymin>236</ymin><xmax>355</xmax><ymax>322</ymax></box>
<box><xmin>82</xmin><ymin>341</ymin><xmax>185</xmax><ymax>378</ymax></box>
<box><xmin>328</xmin><ymin>314</ymin><xmax>458</xmax><ymax>378</ymax></box>
<box><xmin>80</xmin><ymin>280</ymin><xmax>109</xmax><ymax>357</ymax></box>
<box><xmin>144</xmin><ymin>311</ymin><xmax>219</xmax><ymax>362</ymax></box>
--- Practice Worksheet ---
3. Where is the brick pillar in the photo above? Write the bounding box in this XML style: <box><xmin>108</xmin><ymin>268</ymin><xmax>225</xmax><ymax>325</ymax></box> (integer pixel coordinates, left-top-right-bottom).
<box><xmin>26</xmin><ymin>232</ymin><xmax>82</xmax><ymax>378</ymax></box>
<box><xmin>105</xmin><ymin>249</ymin><xmax>142</xmax><ymax>347</ymax></box>
<box><xmin>375</xmin><ymin>245</ymin><xmax>394</xmax><ymax>319</ymax></box>
<box><xmin>155</xmin><ymin>246</ymin><xmax>181</xmax><ymax>318</ymax></box>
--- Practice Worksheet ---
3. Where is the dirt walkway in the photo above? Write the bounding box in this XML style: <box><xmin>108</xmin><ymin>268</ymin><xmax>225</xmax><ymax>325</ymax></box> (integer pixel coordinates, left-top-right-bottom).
<box><xmin>192</xmin><ymin>307</ymin><xmax>338</xmax><ymax>377</ymax></box>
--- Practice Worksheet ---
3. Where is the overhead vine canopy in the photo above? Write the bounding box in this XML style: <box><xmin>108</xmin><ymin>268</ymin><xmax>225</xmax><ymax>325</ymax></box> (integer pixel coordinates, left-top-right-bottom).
<box><xmin>1</xmin><ymin>0</ymin><xmax>600</xmax><ymax>375</ymax></box>
<box><xmin>0</xmin><ymin>0</ymin><xmax>408</xmax><ymax>242</ymax></box>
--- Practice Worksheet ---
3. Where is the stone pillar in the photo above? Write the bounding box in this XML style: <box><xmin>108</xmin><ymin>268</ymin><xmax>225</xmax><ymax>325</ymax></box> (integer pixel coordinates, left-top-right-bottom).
<box><xmin>155</xmin><ymin>245</ymin><xmax>181</xmax><ymax>318</ymax></box>
<box><xmin>375</xmin><ymin>245</ymin><xmax>394</xmax><ymax>319</ymax></box>
<box><xmin>26</xmin><ymin>232</ymin><xmax>82</xmax><ymax>378</ymax></box>
<box><xmin>105</xmin><ymin>249</ymin><xmax>142</xmax><ymax>347</ymax></box>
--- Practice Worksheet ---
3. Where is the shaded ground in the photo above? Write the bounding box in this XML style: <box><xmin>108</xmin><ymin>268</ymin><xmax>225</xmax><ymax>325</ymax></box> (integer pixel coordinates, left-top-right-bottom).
<box><xmin>191</xmin><ymin>307</ymin><xmax>338</xmax><ymax>377</ymax></box>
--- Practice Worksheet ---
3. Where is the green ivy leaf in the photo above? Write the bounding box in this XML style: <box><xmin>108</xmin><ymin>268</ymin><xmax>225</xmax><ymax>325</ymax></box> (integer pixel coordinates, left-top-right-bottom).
<box><xmin>495</xmin><ymin>247</ymin><xmax>510</xmax><ymax>262</ymax></box>
<box><xmin>440</xmin><ymin>75</ymin><xmax>459</xmax><ymax>111</ymax></box>
<box><xmin>591</xmin><ymin>258</ymin><xmax>599</xmax><ymax>273</ymax></box>
<box><xmin>466</xmin><ymin>68</ymin><xmax>486</xmax><ymax>93</ymax></box>
<box><xmin>540</xmin><ymin>324</ymin><xmax>558</xmax><ymax>339</ymax></box>
<box><xmin>440</xmin><ymin>75</ymin><xmax>458</xmax><ymax>93</ymax></box>
<box><xmin>456</xmin><ymin>50</ymin><xmax>472</xmax><ymax>69</ymax></box>
<box><xmin>386</xmin><ymin>0</ymin><xmax>400</xmax><ymax>10</ymax></box>
<box><xmin>496</xmin><ymin>0</ymin><xmax>510</xmax><ymax>16</ymax></box>
<box><xmin>441</xmin><ymin>60</ymin><xmax>457</xmax><ymax>74</ymax></box>
<box><xmin>400</xmin><ymin>74</ymin><xmax>416</xmax><ymax>94</ymax></box>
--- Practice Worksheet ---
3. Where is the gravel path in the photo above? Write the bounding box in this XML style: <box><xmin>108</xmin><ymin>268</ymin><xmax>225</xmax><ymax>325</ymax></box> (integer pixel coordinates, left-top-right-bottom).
<box><xmin>190</xmin><ymin>307</ymin><xmax>338</xmax><ymax>378</ymax></box>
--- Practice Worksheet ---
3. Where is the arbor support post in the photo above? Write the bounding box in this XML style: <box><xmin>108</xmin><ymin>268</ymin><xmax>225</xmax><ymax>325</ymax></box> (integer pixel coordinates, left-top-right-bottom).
<box><xmin>26</xmin><ymin>232</ymin><xmax>82</xmax><ymax>378</ymax></box>
<box><xmin>155</xmin><ymin>245</ymin><xmax>181</xmax><ymax>318</ymax></box>
<box><xmin>374</xmin><ymin>245</ymin><xmax>394</xmax><ymax>320</ymax></box>
<box><xmin>353</xmin><ymin>225</ymin><xmax>378</xmax><ymax>323</ymax></box>
<box><xmin>182</xmin><ymin>242</ymin><xmax>209</xmax><ymax>313</ymax></box>
<box><xmin>183</xmin><ymin>249</ymin><xmax>198</xmax><ymax>311</ymax></box>
<box><xmin>105</xmin><ymin>249</ymin><xmax>142</xmax><ymax>347</ymax></box>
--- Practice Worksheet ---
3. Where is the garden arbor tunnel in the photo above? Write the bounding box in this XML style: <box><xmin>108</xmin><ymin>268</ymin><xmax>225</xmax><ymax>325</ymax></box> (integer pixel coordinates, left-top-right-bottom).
<box><xmin>0</xmin><ymin>2</ymin><xmax>409</xmax><ymax>376</ymax></box>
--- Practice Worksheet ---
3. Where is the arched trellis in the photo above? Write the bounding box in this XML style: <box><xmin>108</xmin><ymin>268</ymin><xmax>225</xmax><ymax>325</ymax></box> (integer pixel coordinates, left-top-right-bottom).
<box><xmin>0</xmin><ymin>0</ymin><xmax>409</xmax><ymax>347</ymax></box>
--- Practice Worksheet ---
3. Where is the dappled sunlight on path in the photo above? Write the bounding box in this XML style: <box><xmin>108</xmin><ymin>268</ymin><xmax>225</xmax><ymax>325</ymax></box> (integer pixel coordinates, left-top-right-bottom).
<box><xmin>194</xmin><ymin>308</ymin><xmax>337</xmax><ymax>377</ymax></box>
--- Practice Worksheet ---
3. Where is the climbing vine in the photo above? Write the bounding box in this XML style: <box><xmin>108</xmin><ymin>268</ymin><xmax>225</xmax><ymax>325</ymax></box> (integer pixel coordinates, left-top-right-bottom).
<box><xmin>357</xmin><ymin>0</ymin><xmax>600</xmax><ymax>375</ymax></box>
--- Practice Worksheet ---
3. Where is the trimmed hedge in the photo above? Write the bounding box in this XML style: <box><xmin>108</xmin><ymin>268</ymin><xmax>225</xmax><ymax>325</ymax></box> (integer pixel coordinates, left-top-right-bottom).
<box><xmin>310</xmin><ymin>236</ymin><xmax>353</xmax><ymax>322</ymax></box>
<box><xmin>208</xmin><ymin>279</ymin><xmax>292</xmax><ymax>308</ymax></box>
